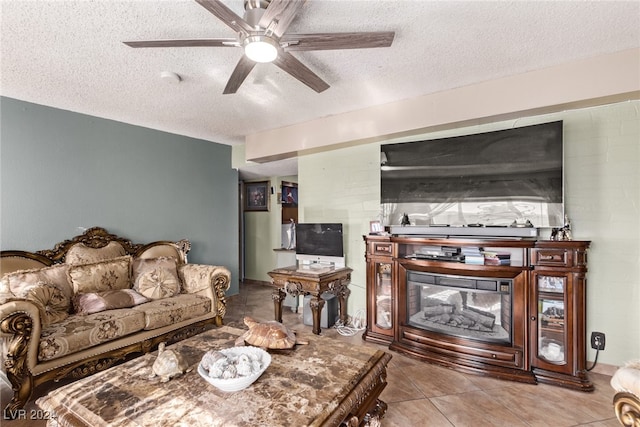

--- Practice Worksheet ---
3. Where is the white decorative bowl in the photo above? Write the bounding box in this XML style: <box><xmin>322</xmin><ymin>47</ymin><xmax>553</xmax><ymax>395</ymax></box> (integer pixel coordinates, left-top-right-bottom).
<box><xmin>197</xmin><ymin>346</ymin><xmax>271</xmax><ymax>392</ymax></box>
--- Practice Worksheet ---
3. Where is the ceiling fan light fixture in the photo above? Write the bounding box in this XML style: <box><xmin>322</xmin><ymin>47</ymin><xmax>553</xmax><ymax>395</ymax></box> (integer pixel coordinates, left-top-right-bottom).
<box><xmin>243</xmin><ymin>35</ymin><xmax>278</xmax><ymax>63</ymax></box>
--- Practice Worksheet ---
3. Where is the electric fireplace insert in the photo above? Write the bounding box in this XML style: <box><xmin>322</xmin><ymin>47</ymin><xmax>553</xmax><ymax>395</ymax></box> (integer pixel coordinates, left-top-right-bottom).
<box><xmin>406</xmin><ymin>271</ymin><xmax>512</xmax><ymax>345</ymax></box>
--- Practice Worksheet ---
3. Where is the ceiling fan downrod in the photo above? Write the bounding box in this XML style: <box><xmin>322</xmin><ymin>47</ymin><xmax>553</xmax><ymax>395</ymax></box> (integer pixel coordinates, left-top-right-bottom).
<box><xmin>244</xmin><ymin>0</ymin><xmax>271</xmax><ymax>30</ymax></box>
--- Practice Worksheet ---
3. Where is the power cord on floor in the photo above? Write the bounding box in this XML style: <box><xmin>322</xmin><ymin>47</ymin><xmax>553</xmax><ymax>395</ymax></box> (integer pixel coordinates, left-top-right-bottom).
<box><xmin>334</xmin><ymin>309</ymin><xmax>366</xmax><ymax>336</ymax></box>
<box><xmin>586</xmin><ymin>347</ymin><xmax>600</xmax><ymax>371</ymax></box>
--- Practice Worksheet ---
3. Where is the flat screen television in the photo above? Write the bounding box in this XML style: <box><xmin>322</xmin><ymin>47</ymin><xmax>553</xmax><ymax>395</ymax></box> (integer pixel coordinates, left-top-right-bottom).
<box><xmin>295</xmin><ymin>223</ymin><xmax>345</xmax><ymax>267</ymax></box>
<box><xmin>380</xmin><ymin>121</ymin><xmax>564</xmax><ymax>228</ymax></box>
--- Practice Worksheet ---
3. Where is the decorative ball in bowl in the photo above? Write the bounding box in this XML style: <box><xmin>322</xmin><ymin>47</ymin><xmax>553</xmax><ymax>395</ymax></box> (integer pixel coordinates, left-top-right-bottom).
<box><xmin>198</xmin><ymin>346</ymin><xmax>271</xmax><ymax>392</ymax></box>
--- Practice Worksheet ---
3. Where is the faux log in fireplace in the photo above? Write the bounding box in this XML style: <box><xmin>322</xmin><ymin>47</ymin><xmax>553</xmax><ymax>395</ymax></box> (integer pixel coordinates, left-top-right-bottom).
<box><xmin>363</xmin><ymin>235</ymin><xmax>592</xmax><ymax>391</ymax></box>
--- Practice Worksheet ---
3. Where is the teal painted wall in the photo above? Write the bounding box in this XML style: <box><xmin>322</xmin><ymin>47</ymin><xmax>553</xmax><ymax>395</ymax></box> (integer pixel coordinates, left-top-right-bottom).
<box><xmin>0</xmin><ymin>97</ymin><xmax>239</xmax><ymax>295</ymax></box>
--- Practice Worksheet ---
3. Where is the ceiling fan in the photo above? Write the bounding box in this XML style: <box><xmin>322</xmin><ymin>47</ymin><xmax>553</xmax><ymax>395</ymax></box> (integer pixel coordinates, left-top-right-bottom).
<box><xmin>123</xmin><ymin>0</ymin><xmax>395</xmax><ymax>94</ymax></box>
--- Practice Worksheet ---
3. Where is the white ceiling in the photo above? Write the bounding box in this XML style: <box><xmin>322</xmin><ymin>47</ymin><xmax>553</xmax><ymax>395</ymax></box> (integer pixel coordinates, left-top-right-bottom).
<box><xmin>1</xmin><ymin>1</ymin><xmax>639</xmax><ymax>179</ymax></box>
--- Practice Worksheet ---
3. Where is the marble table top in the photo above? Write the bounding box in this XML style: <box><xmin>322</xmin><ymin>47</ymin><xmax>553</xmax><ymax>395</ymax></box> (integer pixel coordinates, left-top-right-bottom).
<box><xmin>37</xmin><ymin>325</ymin><xmax>391</xmax><ymax>427</ymax></box>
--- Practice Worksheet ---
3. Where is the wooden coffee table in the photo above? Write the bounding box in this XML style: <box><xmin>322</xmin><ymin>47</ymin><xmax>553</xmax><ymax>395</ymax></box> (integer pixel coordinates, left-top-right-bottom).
<box><xmin>36</xmin><ymin>326</ymin><xmax>391</xmax><ymax>427</ymax></box>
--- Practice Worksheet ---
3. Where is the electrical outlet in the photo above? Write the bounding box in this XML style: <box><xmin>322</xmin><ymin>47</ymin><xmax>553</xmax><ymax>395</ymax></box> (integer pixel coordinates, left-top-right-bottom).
<box><xmin>590</xmin><ymin>332</ymin><xmax>606</xmax><ymax>350</ymax></box>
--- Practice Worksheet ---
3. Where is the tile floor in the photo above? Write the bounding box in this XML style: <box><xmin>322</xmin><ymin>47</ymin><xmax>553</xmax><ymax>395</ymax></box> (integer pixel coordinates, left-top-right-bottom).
<box><xmin>3</xmin><ymin>281</ymin><xmax>620</xmax><ymax>426</ymax></box>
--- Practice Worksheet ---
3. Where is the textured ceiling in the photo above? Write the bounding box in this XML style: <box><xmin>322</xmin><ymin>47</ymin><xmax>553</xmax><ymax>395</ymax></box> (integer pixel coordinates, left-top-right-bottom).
<box><xmin>1</xmin><ymin>1</ymin><xmax>639</xmax><ymax>179</ymax></box>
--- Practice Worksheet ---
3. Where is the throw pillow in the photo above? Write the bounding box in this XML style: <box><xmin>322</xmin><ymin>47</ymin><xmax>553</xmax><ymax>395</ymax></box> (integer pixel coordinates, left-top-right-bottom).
<box><xmin>132</xmin><ymin>257</ymin><xmax>180</xmax><ymax>300</ymax></box>
<box><xmin>26</xmin><ymin>283</ymin><xmax>71</xmax><ymax>326</ymax></box>
<box><xmin>67</xmin><ymin>256</ymin><xmax>132</xmax><ymax>294</ymax></box>
<box><xmin>65</xmin><ymin>241</ymin><xmax>126</xmax><ymax>265</ymax></box>
<box><xmin>74</xmin><ymin>289</ymin><xmax>149</xmax><ymax>315</ymax></box>
<box><xmin>2</xmin><ymin>263</ymin><xmax>73</xmax><ymax>300</ymax></box>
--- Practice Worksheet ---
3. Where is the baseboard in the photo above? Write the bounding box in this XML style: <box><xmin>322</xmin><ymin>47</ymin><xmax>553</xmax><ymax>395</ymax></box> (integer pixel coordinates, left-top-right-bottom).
<box><xmin>242</xmin><ymin>279</ymin><xmax>271</xmax><ymax>286</ymax></box>
<box><xmin>587</xmin><ymin>361</ymin><xmax>619</xmax><ymax>376</ymax></box>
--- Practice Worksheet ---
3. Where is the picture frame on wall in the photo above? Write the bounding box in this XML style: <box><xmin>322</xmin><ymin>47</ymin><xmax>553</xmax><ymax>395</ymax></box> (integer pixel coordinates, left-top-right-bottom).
<box><xmin>245</xmin><ymin>180</ymin><xmax>269</xmax><ymax>211</ymax></box>
<box><xmin>281</xmin><ymin>181</ymin><xmax>298</xmax><ymax>206</ymax></box>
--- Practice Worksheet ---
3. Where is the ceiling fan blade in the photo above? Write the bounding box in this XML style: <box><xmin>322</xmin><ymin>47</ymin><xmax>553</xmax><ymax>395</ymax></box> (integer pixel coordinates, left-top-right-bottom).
<box><xmin>123</xmin><ymin>38</ymin><xmax>238</xmax><ymax>48</ymax></box>
<box><xmin>259</xmin><ymin>0</ymin><xmax>306</xmax><ymax>38</ymax></box>
<box><xmin>273</xmin><ymin>51</ymin><xmax>329</xmax><ymax>93</ymax></box>
<box><xmin>282</xmin><ymin>32</ymin><xmax>395</xmax><ymax>51</ymax></box>
<box><xmin>195</xmin><ymin>0</ymin><xmax>253</xmax><ymax>34</ymax></box>
<box><xmin>223</xmin><ymin>55</ymin><xmax>257</xmax><ymax>94</ymax></box>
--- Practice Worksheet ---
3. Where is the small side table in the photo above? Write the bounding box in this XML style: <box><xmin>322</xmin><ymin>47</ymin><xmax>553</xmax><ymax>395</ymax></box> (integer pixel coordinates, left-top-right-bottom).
<box><xmin>267</xmin><ymin>265</ymin><xmax>352</xmax><ymax>335</ymax></box>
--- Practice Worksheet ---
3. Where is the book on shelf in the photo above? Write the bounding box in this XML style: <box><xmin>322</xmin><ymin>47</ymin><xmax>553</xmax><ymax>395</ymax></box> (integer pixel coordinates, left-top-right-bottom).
<box><xmin>464</xmin><ymin>255</ymin><xmax>485</xmax><ymax>265</ymax></box>
<box><xmin>484</xmin><ymin>257</ymin><xmax>511</xmax><ymax>266</ymax></box>
<box><xmin>482</xmin><ymin>251</ymin><xmax>511</xmax><ymax>259</ymax></box>
<box><xmin>461</xmin><ymin>246</ymin><xmax>483</xmax><ymax>255</ymax></box>
<box><xmin>482</xmin><ymin>250</ymin><xmax>511</xmax><ymax>266</ymax></box>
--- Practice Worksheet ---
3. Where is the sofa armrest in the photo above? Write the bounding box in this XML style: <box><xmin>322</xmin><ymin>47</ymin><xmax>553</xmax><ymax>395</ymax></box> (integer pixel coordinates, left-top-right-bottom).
<box><xmin>1</xmin><ymin>298</ymin><xmax>42</xmax><ymax>410</ymax></box>
<box><xmin>178</xmin><ymin>264</ymin><xmax>231</xmax><ymax>325</ymax></box>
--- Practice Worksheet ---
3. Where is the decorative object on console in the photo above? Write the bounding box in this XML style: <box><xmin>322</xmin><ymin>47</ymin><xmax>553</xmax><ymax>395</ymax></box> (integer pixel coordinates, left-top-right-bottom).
<box><xmin>400</xmin><ymin>213</ymin><xmax>411</xmax><ymax>226</ymax></box>
<box><xmin>510</xmin><ymin>219</ymin><xmax>534</xmax><ymax>228</ymax></box>
<box><xmin>370</xmin><ymin>220</ymin><xmax>383</xmax><ymax>234</ymax></box>
<box><xmin>286</xmin><ymin>218</ymin><xmax>296</xmax><ymax>250</ymax></box>
<box><xmin>149</xmin><ymin>342</ymin><xmax>192</xmax><ymax>383</ymax></box>
<box><xmin>551</xmin><ymin>214</ymin><xmax>573</xmax><ymax>241</ymax></box>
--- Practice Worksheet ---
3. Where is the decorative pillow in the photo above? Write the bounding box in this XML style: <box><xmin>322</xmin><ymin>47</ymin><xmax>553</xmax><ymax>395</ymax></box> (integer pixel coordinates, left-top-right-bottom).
<box><xmin>74</xmin><ymin>289</ymin><xmax>149</xmax><ymax>315</ymax></box>
<box><xmin>2</xmin><ymin>263</ymin><xmax>73</xmax><ymax>300</ymax></box>
<box><xmin>65</xmin><ymin>241</ymin><xmax>126</xmax><ymax>265</ymax></box>
<box><xmin>26</xmin><ymin>283</ymin><xmax>71</xmax><ymax>326</ymax></box>
<box><xmin>132</xmin><ymin>257</ymin><xmax>180</xmax><ymax>300</ymax></box>
<box><xmin>67</xmin><ymin>256</ymin><xmax>132</xmax><ymax>294</ymax></box>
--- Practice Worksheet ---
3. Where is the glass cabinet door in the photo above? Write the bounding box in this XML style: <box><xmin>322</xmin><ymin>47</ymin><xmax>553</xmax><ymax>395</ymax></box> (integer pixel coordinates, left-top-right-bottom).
<box><xmin>375</xmin><ymin>263</ymin><xmax>392</xmax><ymax>330</ymax></box>
<box><xmin>537</xmin><ymin>275</ymin><xmax>566</xmax><ymax>364</ymax></box>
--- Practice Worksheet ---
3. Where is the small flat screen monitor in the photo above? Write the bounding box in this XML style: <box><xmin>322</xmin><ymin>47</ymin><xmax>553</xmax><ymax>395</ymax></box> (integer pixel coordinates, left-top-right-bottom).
<box><xmin>295</xmin><ymin>223</ymin><xmax>344</xmax><ymax>265</ymax></box>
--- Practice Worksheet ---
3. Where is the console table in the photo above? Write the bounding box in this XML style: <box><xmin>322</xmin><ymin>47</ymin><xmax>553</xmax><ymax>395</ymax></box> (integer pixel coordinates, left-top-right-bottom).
<box><xmin>268</xmin><ymin>265</ymin><xmax>352</xmax><ymax>334</ymax></box>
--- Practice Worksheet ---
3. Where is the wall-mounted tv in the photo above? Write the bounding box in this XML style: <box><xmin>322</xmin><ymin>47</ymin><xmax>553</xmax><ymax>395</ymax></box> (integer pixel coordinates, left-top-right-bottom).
<box><xmin>295</xmin><ymin>223</ymin><xmax>345</xmax><ymax>267</ymax></box>
<box><xmin>380</xmin><ymin>121</ymin><xmax>564</xmax><ymax>228</ymax></box>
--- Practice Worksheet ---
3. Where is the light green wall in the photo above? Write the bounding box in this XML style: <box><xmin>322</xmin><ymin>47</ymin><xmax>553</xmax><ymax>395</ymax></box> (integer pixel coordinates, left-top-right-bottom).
<box><xmin>0</xmin><ymin>97</ymin><xmax>240</xmax><ymax>295</ymax></box>
<box><xmin>298</xmin><ymin>145</ymin><xmax>380</xmax><ymax>316</ymax></box>
<box><xmin>243</xmin><ymin>175</ymin><xmax>297</xmax><ymax>282</ymax></box>
<box><xmin>298</xmin><ymin>100</ymin><xmax>640</xmax><ymax>367</ymax></box>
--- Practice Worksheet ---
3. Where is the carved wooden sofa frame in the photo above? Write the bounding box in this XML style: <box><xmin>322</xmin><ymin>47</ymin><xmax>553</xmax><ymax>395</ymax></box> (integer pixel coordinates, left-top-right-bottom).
<box><xmin>611</xmin><ymin>360</ymin><xmax>640</xmax><ymax>427</ymax></box>
<box><xmin>0</xmin><ymin>227</ymin><xmax>230</xmax><ymax>415</ymax></box>
<box><xmin>613</xmin><ymin>392</ymin><xmax>640</xmax><ymax>426</ymax></box>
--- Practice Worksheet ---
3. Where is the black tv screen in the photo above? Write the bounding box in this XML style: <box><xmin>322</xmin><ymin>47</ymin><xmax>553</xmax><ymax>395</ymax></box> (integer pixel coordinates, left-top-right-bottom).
<box><xmin>380</xmin><ymin>121</ymin><xmax>564</xmax><ymax>227</ymax></box>
<box><xmin>295</xmin><ymin>223</ymin><xmax>344</xmax><ymax>257</ymax></box>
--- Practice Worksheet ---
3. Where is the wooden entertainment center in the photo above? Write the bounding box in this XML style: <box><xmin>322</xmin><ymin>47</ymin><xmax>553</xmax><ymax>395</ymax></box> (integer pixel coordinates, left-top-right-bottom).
<box><xmin>363</xmin><ymin>234</ymin><xmax>592</xmax><ymax>391</ymax></box>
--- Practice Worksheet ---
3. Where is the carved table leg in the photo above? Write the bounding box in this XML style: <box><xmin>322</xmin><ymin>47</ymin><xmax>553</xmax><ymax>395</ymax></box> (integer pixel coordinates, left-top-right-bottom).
<box><xmin>336</xmin><ymin>286</ymin><xmax>351</xmax><ymax>325</ymax></box>
<box><xmin>363</xmin><ymin>399</ymin><xmax>388</xmax><ymax>427</ymax></box>
<box><xmin>309</xmin><ymin>294</ymin><xmax>325</xmax><ymax>335</ymax></box>
<box><xmin>272</xmin><ymin>288</ymin><xmax>286</xmax><ymax>323</ymax></box>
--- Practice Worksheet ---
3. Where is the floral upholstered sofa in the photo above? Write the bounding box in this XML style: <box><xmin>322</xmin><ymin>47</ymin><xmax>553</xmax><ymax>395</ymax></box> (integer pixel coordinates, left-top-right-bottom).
<box><xmin>0</xmin><ymin>227</ymin><xmax>230</xmax><ymax>414</ymax></box>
